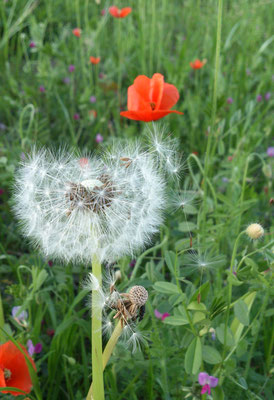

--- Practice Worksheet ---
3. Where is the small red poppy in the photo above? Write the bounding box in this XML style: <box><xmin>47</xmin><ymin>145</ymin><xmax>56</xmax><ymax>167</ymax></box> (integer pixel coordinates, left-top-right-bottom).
<box><xmin>190</xmin><ymin>59</ymin><xmax>205</xmax><ymax>69</ymax></box>
<box><xmin>109</xmin><ymin>6</ymin><xmax>132</xmax><ymax>18</ymax></box>
<box><xmin>72</xmin><ymin>28</ymin><xmax>81</xmax><ymax>38</ymax></box>
<box><xmin>120</xmin><ymin>73</ymin><xmax>183</xmax><ymax>122</ymax></box>
<box><xmin>0</xmin><ymin>341</ymin><xmax>36</xmax><ymax>396</ymax></box>
<box><xmin>90</xmin><ymin>56</ymin><xmax>101</xmax><ymax>65</ymax></box>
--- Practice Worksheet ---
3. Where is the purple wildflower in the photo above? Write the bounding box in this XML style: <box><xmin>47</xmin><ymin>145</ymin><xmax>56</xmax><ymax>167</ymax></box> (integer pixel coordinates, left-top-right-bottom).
<box><xmin>95</xmin><ymin>133</ymin><xmax>103</xmax><ymax>143</ymax></box>
<box><xmin>198</xmin><ymin>372</ymin><xmax>218</xmax><ymax>395</ymax></box>
<box><xmin>12</xmin><ymin>306</ymin><xmax>28</xmax><ymax>322</ymax></box>
<box><xmin>265</xmin><ymin>92</ymin><xmax>271</xmax><ymax>101</ymax></box>
<box><xmin>246</xmin><ymin>69</ymin><xmax>251</xmax><ymax>76</ymax></box>
<box><xmin>27</xmin><ymin>340</ymin><xmax>42</xmax><ymax>356</ymax></box>
<box><xmin>48</xmin><ymin>260</ymin><xmax>53</xmax><ymax>267</ymax></box>
<box><xmin>63</xmin><ymin>77</ymin><xmax>71</xmax><ymax>84</ymax></box>
<box><xmin>73</xmin><ymin>113</ymin><xmax>80</xmax><ymax>120</ymax></box>
<box><xmin>90</xmin><ymin>96</ymin><xmax>96</xmax><ymax>103</ymax></box>
<box><xmin>256</xmin><ymin>94</ymin><xmax>262</xmax><ymax>102</ymax></box>
<box><xmin>267</xmin><ymin>147</ymin><xmax>274</xmax><ymax>157</ymax></box>
<box><xmin>0</xmin><ymin>123</ymin><xmax>7</xmax><ymax>131</ymax></box>
<box><xmin>68</xmin><ymin>65</ymin><xmax>75</xmax><ymax>72</ymax></box>
<box><xmin>39</xmin><ymin>85</ymin><xmax>45</xmax><ymax>93</ymax></box>
<box><xmin>154</xmin><ymin>309</ymin><xmax>170</xmax><ymax>321</ymax></box>
<box><xmin>29</xmin><ymin>41</ymin><xmax>36</xmax><ymax>48</ymax></box>
<box><xmin>0</xmin><ymin>189</ymin><xmax>4</xmax><ymax>196</ymax></box>
<box><xmin>129</xmin><ymin>259</ymin><xmax>136</xmax><ymax>268</ymax></box>
<box><xmin>227</xmin><ymin>97</ymin><xmax>233</xmax><ymax>104</ymax></box>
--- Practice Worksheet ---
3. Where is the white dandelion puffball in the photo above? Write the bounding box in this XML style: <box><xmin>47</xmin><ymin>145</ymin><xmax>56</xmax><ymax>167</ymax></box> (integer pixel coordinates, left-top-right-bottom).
<box><xmin>13</xmin><ymin>143</ymin><xmax>166</xmax><ymax>263</ymax></box>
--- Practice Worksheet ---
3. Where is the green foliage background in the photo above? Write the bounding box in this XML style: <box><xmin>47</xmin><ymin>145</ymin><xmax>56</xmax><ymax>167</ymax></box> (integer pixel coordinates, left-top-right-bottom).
<box><xmin>0</xmin><ymin>0</ymin><xmax>273</xmax><ymax>399</ymax></box>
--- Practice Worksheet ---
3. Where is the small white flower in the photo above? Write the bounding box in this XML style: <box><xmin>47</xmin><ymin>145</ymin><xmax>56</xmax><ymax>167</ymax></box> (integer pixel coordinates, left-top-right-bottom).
<box><xmin>13</xmin><ymin>140</ymin><xmax>168</xmax><ymax>264</ymax></box>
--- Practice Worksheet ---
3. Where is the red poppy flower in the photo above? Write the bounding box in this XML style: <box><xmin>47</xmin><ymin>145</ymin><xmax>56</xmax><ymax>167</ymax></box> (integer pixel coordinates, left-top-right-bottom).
<box><xmin>120</xmin><ymin>73</ymin><xmax>183</xmax><ymax>122</ymax></box>
<box><xmin>72</xmin><ymin>28</ymin><xmax>81</xmax><ymax>38</ymax></box>
<box><xmin>0</xmin><ymin>341</ymin><xmax>36</xmax><ymax>396</ymax></box>
<box><xmin>109</xmin><ymin>6</ymin><xmax>132</xmax><ymax>18</ymax></box>
<box><xmin>190</xmin><ymin>59</ymin><xmax>205</xmax><ymax>69</ymax></box>
<box><xmin>90</xmin><ymin>56</ymin><xmax>101</xmax><ymax>65</ymax></box>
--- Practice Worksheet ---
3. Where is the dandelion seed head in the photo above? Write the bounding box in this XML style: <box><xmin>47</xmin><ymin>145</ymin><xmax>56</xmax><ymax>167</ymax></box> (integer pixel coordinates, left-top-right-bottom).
<box><xmin>13</xmin><ymin>141</ymin><xmax>168</xmax><ymax>263</ymax></box>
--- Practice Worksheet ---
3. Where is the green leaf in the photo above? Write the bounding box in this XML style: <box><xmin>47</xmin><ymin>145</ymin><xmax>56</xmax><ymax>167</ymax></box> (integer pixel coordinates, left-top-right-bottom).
<box><xmin>202</xmin><ymin>345</ymin><xmax>222</xmax><ymax>364</ymax></box>
<box><xmin>184</xmin><ymin>337</ymin><xmax>202</xmax><ymax>374</ymax></box>
<box><xmin>227</xmin><ymin>272</ymin><xmax>243</xmax><ymax>286</ymax></box>
<box><xmin>178</xmin><ymin>222</ymin><xmax>197</xmax><ymax>232</ymax></box>
<box><xmin>164</xmin><ymin>250</ymin><xmax>176</xmax><ymax>275</ymax></box>
<box><xmin>187</xmin><ymin>301</ymin><xmax>207</xmax><ymax>312</ymax></box>
<box><xmin>153</xmin><ymin>281</ymin><xmax>180</xmax><ymax>294</ymax></box>
<box><xmin>163</xmin><ymin>316</ymin><xmax>189</xmax><ymax>326</ymax></box>
<box><xmin>231</xmin><ymin>292</ymin><xmax>256</xmax><ymax>343</ymax></box>
<box><xmin>212</xmin><ymin>386</ymin><xmax>224</xmax><ymax>400</ymax></box>
<box><xmin>234</xmin><ymin>299</ymin><xmax>249</xmax><ymax>326</ymax></box>
<box><xmin>216</xmin><ymin>323</ymin><xmax>235</xmax><ymax>347</ymax></box>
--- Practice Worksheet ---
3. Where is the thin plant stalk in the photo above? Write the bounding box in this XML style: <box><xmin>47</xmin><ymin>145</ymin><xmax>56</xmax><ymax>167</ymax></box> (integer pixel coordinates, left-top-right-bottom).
<box><xmin>87</xmin><ymin>256</ymin><xmax>104</xmax><ymax>400</ymax></box>
<box><xmin>201</xmin><ymin>0</ymin><xmax>223</xmax><ymax>241</ymax></box>
<box><xmin>221</xmin><ymin>230</ymin><xmax>245</xmax><ymax>365</ymax></box>
<box><xmin>0</xmin><ymin>292</ymin><xmax>5</xmax><ymax>342</ymax></box>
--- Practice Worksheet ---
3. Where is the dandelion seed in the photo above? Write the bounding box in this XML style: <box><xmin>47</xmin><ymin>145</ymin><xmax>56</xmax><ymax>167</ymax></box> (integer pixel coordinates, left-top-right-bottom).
<box><xmin>184</xmin><ymin>251</ymin><xmax>226</xmax><ymax>272</ymax></box>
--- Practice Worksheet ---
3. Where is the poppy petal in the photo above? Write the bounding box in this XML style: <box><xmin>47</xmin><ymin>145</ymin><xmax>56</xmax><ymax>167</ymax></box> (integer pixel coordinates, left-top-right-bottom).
<box><xmin>159</xmin><ymin>83</ymin><xmax>180</xmax><ymax>110</ymax></box>
<box><xmin>150</xmin><ymin>73</ymin><xmax>164</xmax><ymax>109</ymax></box>
<box><xmin>0</xmin><ymin>369</ymin><xmax>6</xmax><ymax>387</ymax></box>
<box><xmin>109</xmin><ymin>6</ymin><xmax>119</xmax><ymax>17</ymax></box>
<box><xmin>120</xmin><ymin>110</ymin><xmax>183</xmax><ymax>122</ymax></box>
<box><xmin>127</xmin><ymin>76</ymin><xmax>151</xmax><ymax>110</ymax></box>
<box><xmin>120</xmin><ymin>7</ymin><xmax>132</xmax><ymax>17</ymax></box>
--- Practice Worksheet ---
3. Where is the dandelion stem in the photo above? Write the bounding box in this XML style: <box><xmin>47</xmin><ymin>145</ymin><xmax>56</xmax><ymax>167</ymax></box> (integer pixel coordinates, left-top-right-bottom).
<box><xmin>87</xmin><ymin>321</ymin><xmax>123</xmax><ymax>396</ymax></box>
<box><xmin>87</xmin><ymin>255</ymin><xmax>104</xmax><ymax>400</ymax></box>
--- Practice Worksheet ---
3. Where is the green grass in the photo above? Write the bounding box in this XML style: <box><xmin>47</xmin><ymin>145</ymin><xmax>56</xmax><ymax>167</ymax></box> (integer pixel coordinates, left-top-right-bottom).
<box><xmin>0</xmin><ymin>0</ymin><xmax>273</xmax><ymax>399</ymax></box>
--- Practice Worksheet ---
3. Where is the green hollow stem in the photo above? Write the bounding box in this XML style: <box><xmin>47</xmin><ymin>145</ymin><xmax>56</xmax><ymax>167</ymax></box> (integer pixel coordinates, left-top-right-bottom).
<box><xmin>87</xmin><ymin>321</ymin><xmax>123</xmax><ymax>397</ymax></box>
<box><xmin>87</xmin><ymin>256</ymin><xmax>104</xmax><ymax>400</ymax></box>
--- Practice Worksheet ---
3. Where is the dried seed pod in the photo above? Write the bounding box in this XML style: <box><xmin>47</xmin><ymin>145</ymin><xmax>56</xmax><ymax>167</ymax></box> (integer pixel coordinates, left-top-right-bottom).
<box><xmin>128</xmin><ymin>285</ymin><xmax>148</xmax><ymax>306</ymax></box>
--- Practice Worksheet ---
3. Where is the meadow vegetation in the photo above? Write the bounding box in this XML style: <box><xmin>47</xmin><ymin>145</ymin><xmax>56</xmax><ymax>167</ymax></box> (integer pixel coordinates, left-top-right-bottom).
<box><xmin>0</xmin><ymin>0</ymin><xmax>273</xmax><ymax>399</ymax></box>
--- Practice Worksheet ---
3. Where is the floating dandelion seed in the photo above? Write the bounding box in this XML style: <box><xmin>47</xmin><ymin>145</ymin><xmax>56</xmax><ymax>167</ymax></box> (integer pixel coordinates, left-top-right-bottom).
<box><xmin>183</xmin><ymin>251</ymin><xmax>226</xmax><ymax>273</ymax></box>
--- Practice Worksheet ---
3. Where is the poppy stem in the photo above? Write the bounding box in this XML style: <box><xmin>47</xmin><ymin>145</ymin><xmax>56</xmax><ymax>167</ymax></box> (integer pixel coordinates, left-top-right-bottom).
<box><xmin>87</xmin><ymin>255</ymin><xmax>104</xmax><ymax>400</ymax></box>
